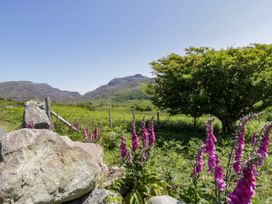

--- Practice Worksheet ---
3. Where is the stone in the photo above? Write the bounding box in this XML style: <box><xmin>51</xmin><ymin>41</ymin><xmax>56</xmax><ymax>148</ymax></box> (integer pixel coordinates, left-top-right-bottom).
<box><xmin>23</xmin><ymin>100</ymin><xmax>51</xmax><ymax>129</ymax></box>
<box><xmin>0</xmin><ymin>129</ymin><xmax>104</xmax><ymax>204</ymax></box>
<box><xmin>148</xmin><ymin>195</ymin><xmax>185</xmax><ymax>204</ymax></box>
<box><xmin>0</xmin><ymin>127</ymin><xmax>5</xmax><ymax>138</ymax></box>
<box><xmin>67</xmin><ymin>189</ymin><xmax>121</xmax><ymax>204</ymax></box>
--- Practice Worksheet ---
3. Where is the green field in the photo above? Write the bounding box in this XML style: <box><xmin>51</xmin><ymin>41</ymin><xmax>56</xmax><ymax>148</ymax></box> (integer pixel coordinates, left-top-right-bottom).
<box><xmin>0</xmin><ymin>99</ymin><xmax>272</xmax><ymax>203</ymax></box>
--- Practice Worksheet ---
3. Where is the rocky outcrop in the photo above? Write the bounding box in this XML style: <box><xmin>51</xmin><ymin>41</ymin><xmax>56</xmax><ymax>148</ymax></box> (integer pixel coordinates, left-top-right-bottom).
<box><xmin>0</xmin><ymin>129</ymin><xmax>104</xmax><ymax>204</ymax></box>
<box><xmin>23</xmin><ymin>100</ymin><xmax>51</xmax><ymax>129</ymax></box>
<box><xmin>148</xmin><ymin>195</ymin><xmax>185</xmax><ymax>204</ymax></box>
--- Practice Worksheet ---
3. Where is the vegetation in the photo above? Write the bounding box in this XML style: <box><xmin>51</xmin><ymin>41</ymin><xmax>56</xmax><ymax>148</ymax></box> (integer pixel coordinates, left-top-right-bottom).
<box><xmin>0</xmin><ymin>45</ymin><xmax>272</xmax><ymax>203</ymax></box>
<box><xmin>148</xmin><ymin>44</ymin><xmax>272</xmax><ymax>134</ymax></box>
<box><xmin>1</xmin><ymin>98</ymin><xmax>272</xmax><ymax>203</ymax></box>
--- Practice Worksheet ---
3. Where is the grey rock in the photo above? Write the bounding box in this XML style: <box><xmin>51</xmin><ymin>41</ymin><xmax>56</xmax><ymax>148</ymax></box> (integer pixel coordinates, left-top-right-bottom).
<box><xmin>23</xmin><ymin>100</ymin><xmax>51</xmax><ymax>129</ymax></box>
<box><xmin>0</xmin><ymin>129</ymin><xmax>104</xmax><ymax>204</ymax></box>
<box><xmin>83</xmin><ymin>189</ymin><xmax>120</xmax><ymax>204</ymax></box>
<box><xmin>0</xmin><ymin>127</ymin><xmax>5</xmax><ymax>138</ymax></box>
<box><xmin>148</xmin><ymin>196</ymin><xmax>185</xmax><ymax>204</ymax></box>
<box><xmin>67</xmin><ymin>189</ymin><xmax>120</xmax><ymax>204</ymax></box>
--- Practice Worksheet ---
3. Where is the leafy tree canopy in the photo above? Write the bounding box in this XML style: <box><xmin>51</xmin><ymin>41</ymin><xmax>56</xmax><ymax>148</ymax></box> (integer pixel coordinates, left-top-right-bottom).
<box><xmin>148</xmin><ymin>44</ymin><xmax>272</xmax><ymax>133</ymax></box>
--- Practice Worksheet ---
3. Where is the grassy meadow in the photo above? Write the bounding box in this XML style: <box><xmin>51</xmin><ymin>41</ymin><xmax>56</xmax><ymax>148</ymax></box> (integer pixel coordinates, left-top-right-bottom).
<box><xmin>0</xmin><ymin>99</ymin><xmax>272</xmax><ymax>203</ymax></box>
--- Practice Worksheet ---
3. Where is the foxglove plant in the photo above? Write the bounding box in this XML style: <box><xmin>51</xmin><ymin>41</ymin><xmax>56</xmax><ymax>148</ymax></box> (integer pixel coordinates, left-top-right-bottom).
<box><xmin>120</xmin><ymin>135</ymin><xmax>127</xmax><ymax>160</ymax></box>
<box><xmin>117</xmin><ymin>119</ymin><xmax>168</xmax><ymax>203</ymax></box>
<box><xmin>257</xmin><ymin>122</ymin><xmax>272</xmax><ymax>166</ymax></box>
<box><xmin>193</xmin><ymin>145</ymin><xmax>204</xmax><ymax>176</ymax></box>
<box><xmin>83</xmin><ymin>128</ymin><xmax>89</xmax><ymax>141</ymax></box>
<box><xmin>93</xmin><ymin>126</ymin><xmax>99</xmax><ymax>141</ymax></box>
<box><xmin>141</xmin><ymin>120</ymin><xmax>148</xmax><ymax>148</ymax></box>
<box><xmin>193</xmin><ymin>117</ymin><xmax>226</xmax><ymax>202</ymax></box>
<box><xmin>227</xmin><ymin>162</ymin><xmax>257</xmax><ymax>204</ymax></box>
<box><xmin>26</xmin><ymin>121</ymin><xmax>35</xmax><ymax>129</ymax></box>
<box><xmin>233</xmin><ymin>126</ymin><xmax>245</xmax><ymax>174</ymax></box>
<box><xmin>82</xmin><ymin>126</ymin><xmax>100</xmax><ymax>143</ymax></box>
<box><xmin>205</xmin><ymin>118</ymin><xmax>217</xmax><ymax>174</ymax></box>
<box><xmin>192</xmin><ymin>113</ymin><xmax>270</xmax><ymax>204</ymax></box>
<box><xmin>214</xmin><ymin>156</ymin><xmax>226</xmax><ymax>191</ymax></box>
<box><xmin>131</xmin><ymin>120</ymin><xmax>139</xmax><ymax>152</ymax></box>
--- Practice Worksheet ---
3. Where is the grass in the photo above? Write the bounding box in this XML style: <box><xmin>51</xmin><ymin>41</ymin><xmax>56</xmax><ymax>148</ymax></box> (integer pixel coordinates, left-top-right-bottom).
<box><xmin>0</xmin><ymin>99</ymin><xmax>271</xmax><ymax>203</ymax></box>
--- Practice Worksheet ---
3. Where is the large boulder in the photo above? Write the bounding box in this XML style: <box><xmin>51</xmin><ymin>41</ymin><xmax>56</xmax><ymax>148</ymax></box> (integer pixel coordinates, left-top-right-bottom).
<box><xmin>148</xmin><ymin>195</ymin><xmax>185</xmax><ymax>204</ymax></box>
<box><xmin>23</xmin><ymin>100</ymin><xmax>51</xmax><ymax>129</ymax></box>
<box><xmin>0</xmin><ymin>129</ymin><xmax>104</xmax><ymax>204</ymax></box>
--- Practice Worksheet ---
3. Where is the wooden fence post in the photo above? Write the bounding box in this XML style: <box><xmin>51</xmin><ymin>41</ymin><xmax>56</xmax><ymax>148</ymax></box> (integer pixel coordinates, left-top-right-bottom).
<box><xmin>132</xmin><ymin>109</ymin><xmax>135</xmax><ymax>120</ymax></box>
<box><xmin>45</xmin><ymin>97</ymin><xmax>53</xmax><ymax>129</ymax></box>
<box><xmin>109</xmin><ymin>108</ymin><xmax>113</xmax><ymax>129</ymax></box>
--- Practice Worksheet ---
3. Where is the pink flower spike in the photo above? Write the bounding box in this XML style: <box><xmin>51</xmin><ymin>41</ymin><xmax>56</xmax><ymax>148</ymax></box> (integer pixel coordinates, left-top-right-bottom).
<box><xmin>131</xmin><ymin>121</ymin><xmax>139</xmax><ymax>152</ymax></box>
<box><xmin>141</xmin><ymin>120</ymin><xmax>148</xmax><ymax>148</ymax></box>
<box><xmin>257</xmin><ymin>123</ymin><xmax>272</xmax><ymax>166</ymax></box>
<box><xmin>93</xmin><ymin>127</ymin><xmax>99</xmax><ymax>141</ymax></box>
<box><xmin>83</xmin><ymin>128</ymin><xmax>89</xmax><ymax>141</ymax></box>
<box><xmin>205</xmin><ymin>118</ymin><xmax>217</xmax><ymax>174</ymax></box>
<box><xmin>233</xmin><ymin>126</ymin><xmax>245</xmax><ymax>174</ymax></box>
<box><xmin>26</xmin><ymin>121</ymin><xmax>35</xmax><ymax>129</ymax></box>
<box><xmin>193</xmin><ymin>145</ymin><xmax>204</xmax><ymax>176</ymax></box>
<box><xmin>120</xmin><ymin>135</ymin><xmax>127</xmax><ymax>159</ymax></box>
<box><xmin>215</xmin><ymin>156</ymin><xmax>226</xmax><ymax>191</ymax></box>
<box><xmin>227</xmin><ymin>162</ymin><xmax>257</xmax><ymax>204</ymax></box>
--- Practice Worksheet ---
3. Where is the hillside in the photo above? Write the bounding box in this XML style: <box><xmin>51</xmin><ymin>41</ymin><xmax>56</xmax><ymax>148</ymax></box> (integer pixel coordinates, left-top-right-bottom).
<box><xmin>81</xmin><ymin>74</ymin><xmax>152</xmax><ymax>101</ymax></box>
<box><xmin>0</xmin><ymin>81</ymin><xmax>81</xmax><ymax>102</ymax></box>
<box><xmin>0</xmin><ymin>74</ymin><xmax>152</xmax><ymax>103</ymax></box>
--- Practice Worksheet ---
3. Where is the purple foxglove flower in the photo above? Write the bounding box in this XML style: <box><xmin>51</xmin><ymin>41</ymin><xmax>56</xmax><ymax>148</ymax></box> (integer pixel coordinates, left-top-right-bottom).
<box><xmin>27</xmin><ymin>121</ymin><xmax>35</xmax><ymax>129</ymax></box>
<box><xmin>128</xmin><ymin>150</ymin><xmax>133</xmax><ymax>164</ymax></box>
<box><xmin>215</xmin><ymin>156</ymin><xmax>226</xmax><ymax>191</ymax></box>
<box><xmin>205</xmin><ymin>119</ymin><xmax>217</xmax><ymax>174</ymax></box>
<box><xmin>132</xmin><ymin>121</ymin><xmax>139</xmax><ymax>152</ymax></box>
<box><xmin>83</xmin><ymin>128</ymin><xmax>89</xmax><ymax>141</ymax></box>
<box><xmin>257</xmin><ymin>123</ymin><xmax>272</xmax><ymax>166</ymax></box>
<box><xmin>120</xmin><ymin>135</ymin><xmax>127</xmax><ymax>159</ymax></box>
<box><xmin>149</xmin><ymin>119</ymin><xmax>155</xmax><ymax>147</ymax></box>
<box><xmin>93</xmin><ymin>127</ymin><xmax>99</xmax><ymax>141</ymax></box>
<box><xmin>233</xmin><ymin>127</ymin><xmax>245</xmax><ymax>174</ymax></box>
<box><xmin>227</xmin><ymin>162</ymin><xmax>257</xmax><ymax>204</ymax></box>
<box><xmin>193</xmin><ymin>145</ymin><xmax>204</xmax><ymax>176</ymax></box>
<box><xmin>141</xmin><ymin>120</ymin><xmax>148</xmax><ymax>148</ymax></box>
<box><xmin>251</xmin><ymin>133</ymin><xmax>257</xmax><ymax>146</ymax></box>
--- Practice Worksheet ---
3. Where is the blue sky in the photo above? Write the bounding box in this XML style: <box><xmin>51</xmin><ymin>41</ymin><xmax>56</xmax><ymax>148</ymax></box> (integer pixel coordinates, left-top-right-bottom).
<box><xmin>0</xmin><ymin>0</ymin><xmax>271</xmax><ymax>94</ymax></box>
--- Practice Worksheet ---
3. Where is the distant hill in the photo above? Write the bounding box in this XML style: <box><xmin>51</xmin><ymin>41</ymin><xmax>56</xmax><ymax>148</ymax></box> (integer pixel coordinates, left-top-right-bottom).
<box><xmin>81</xmin><ymin>74</ymin><xmax>152</xmax><ymax>101</ymax></box>
<box><xmin>0</xmin><ymin>81</ymin><xmax>81</xmax><ymax>102</ymax></box>
<box><xmin>0</xmin><ymin>74</ymin><xmax>152</xmax><ymax>103</ymax></box>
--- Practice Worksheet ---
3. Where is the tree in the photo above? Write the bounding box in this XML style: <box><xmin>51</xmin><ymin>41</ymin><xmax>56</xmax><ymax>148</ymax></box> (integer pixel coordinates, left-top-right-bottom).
<box><xmin>148</xmin><ymin>44</ymin><xmax>272</xmax><ymax>134</ymax></box>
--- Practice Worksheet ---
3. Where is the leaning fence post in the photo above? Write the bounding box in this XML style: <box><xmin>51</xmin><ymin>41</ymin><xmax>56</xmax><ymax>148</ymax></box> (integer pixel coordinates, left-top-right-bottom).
<box><xmin>109</xmin><ymin>107</ymin><xmax>113</xmax><ymax>129</ymax></box>
<box><xmin>45</xmin><ymin>97</ymin><xmax>53</xmax><ymax>129</ymax></box>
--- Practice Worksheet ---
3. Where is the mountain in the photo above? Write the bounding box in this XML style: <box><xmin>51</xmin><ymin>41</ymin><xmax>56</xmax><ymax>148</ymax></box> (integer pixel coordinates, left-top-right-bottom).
<box><xmin>0</xmin><ymin>81</ymin><xmax>81</xmax><ymax>102</ymax></box>
<box><xmin>81</xmin><ymin>74</ymin><xmax>152</xmax><ymax>101</ymax></box>
<box><xmin>0</xmin><ymin>74</ymin><xmax>152</xmax><ymax>102</ymax></box>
